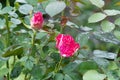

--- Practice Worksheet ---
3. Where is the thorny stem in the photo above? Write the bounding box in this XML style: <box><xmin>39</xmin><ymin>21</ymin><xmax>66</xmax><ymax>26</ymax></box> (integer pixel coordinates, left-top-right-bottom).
<box><xmin>5</xmin><ymin>1</ymin><xmax>11</xmax><ymax>79</ymax></box>
<box><xmin>32</xmin><ymin>30</ymin><xmax>36</xmax><ymax>48</ymax></box>
<box><xmin>54</xmin><ymin>56</ymin><xmax>63</xmax><ymax>73</ymax></box>
<box><xmin>31</xmin><ymin>29</ymin><xmax>37</xmax><ymax>55</ymax></box>
<box><xmin>24</xmin><ymin>73</ymin><xmax>28</xmax><ymax>80</ymax></box>
<box><xmin>24</xmin><ymin>30</ymin><xmax>36</xmax><ymax>79</ymax></box>
<box><xmin>5</xmin><ymin>14</ymin><xmax>10</xmax><ymax>80</ymax></box>
<box><xmin>60</xmin><ymin>26</ymin><xmax>63</xmax><ymax>33</ymax></box>
<box><xmin>13</xmin><ymin>56</ymin><xmax>16</xmax><ymax>66</ymax></box>
<box><xmin>60</xmin><ymin>0</ymin><xmax>66</xmax><ymax>33</ymax></box>
<box><xmin>6</xmin><ymin>0</ymin><xmax>10</xmax><ymax>6</ymax></box>
<box><xmin>6</xmin><ymin>61</ymin><xmax>9</xmax><ymax>80</ymax></box>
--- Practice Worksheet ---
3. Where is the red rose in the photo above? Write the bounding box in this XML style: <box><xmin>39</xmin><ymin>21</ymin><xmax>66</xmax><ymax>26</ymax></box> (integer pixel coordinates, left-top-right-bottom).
<box><xmin>31</xmin><ymin>12</ymin><xmax>44</xmax><ymax>30</ymax></box>
<box><xmin>56</xmin><ymin>34</ymin><xmax>80</xmax><ymax>57</ymax></box>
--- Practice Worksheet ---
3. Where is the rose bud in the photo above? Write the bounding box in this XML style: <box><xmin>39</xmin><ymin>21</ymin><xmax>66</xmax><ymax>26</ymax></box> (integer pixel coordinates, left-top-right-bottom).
<box><xmin>31</xmin><ymin>12</ymin><xmax>44</xmax><ymax>30</ymax></box>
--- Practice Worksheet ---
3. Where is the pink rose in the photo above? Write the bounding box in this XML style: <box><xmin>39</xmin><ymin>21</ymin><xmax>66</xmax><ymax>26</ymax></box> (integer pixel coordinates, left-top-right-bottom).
<box><xmin>56</xmin><ymin>34</ymin><xmax>80</xmax><ymax>57</ymax></box>
<box><xmin>31</xmin><ymin>12</ymin><xmax>44</xmax><ymax>30</ymax></box>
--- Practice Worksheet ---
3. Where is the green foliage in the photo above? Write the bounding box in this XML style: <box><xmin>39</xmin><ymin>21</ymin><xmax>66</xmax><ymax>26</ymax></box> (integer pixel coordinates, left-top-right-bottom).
<box><xmin>0</xmin><ymin>0</ymin><xmax>120</xmax><ymax>80</ymax></box>
<box><xmin>76</xmin><ymin>33</ymin><xmax>89</xmax><ymax>47</ymax></box>
<box><xmin>10</xmin><ymin>18</ymin><xmax>21</xmax><ymax>25</ymax></box>
<box><xmin>114</xmin><ymin>31</ymin><xmax>120</xmax><ymax>40</ymax></box>
<box><xmin>93</xmin><ymin>50</ymin><xmax>117</xmax><ymax>59</ymax></box>
<box><xmin>103</xmin><ymin>9</ymin><xmax>120</xmax><ymax>16</ymax></box>
<box><xmin>0</xmin><ymin>68</ymin><xmax>9</xmax><ymax>77</ymax></box>
<box><xmin>26</xmin><ymin>0</ymin><xmax>38</xmax><ymax>6</ymax></box>
<box><xmin>54</xmin><ymin>73</ymin><xmax>64</xmax><ymax>80</ymax></box>
<box><xmin>83</xmin><ymin>70</ymin><xmax>106</xmax><ymax>80</ymax></box>
<box><xmin>10</xmin><ymin>63</ymin><xmax>23</xmax><ymax>78</ymax></box>
<box><xmin>101</xmin><ymin>20</ymin><xmax>115</xmax><ymax>32</ymax></box>
<box><xmin>115</xmin><ymin>18</ymin><xmax>120</xmax><ymax>26</ymax></box>
<box><xmin>78</xmin><ymin>61</ymin><xmax>98</xmax><ymax>74</ymax></box>
<box><xmin>31</xmin><ymin>65</ymin><xmax>46</xmax><ymax>79</ymax></box>
<box><xmin>0</xmin><ymin>19</ymin><xmax>5</xmax><ymax>29</ymax></box>
<box><xmin>88</xmin><ymin>13</ymin><xmax>106</xmax><ymax>23</ymax></box>
<box><xmin>19</xmin><ymin>4</ymin><xmax>33</xmax><ymax>14</ymax></box>
<box><xmin>0</xmin><ymin>6</ymin><xmax>13</xmax><ymax>14</ymax></box>
<box><xmin>0</xmin><ymin>3</ymin><xmax>2</xmax><ymax>9</ymax></box>
<box><xmin>2</xmin><ymin>45</ymin><xmax>23</xmax><ymax>57</ymax></box>
<box><xmin>45</xmin><ymin>1</ymin><xmax>66</xmax><ymax>17</ymax></box>
<box><xmin>64</xmin><ymin>74</ymin><xmax>73</xmax><ymax>80</ymax></box>
<box><xmin>89</xmin><ymin>0</ymin><xmax>104</xmax><ymax>8</ymax></box>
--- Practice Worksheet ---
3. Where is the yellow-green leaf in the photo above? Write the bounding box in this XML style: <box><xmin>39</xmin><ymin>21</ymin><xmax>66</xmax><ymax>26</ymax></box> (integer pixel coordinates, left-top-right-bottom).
<box><xmin>88</xmin><ymin>13</ymin><xmax>106</xmax><ymax>23</ymax></box>
<box><xmin>89</xmin><ymin>0</ymin><xmax>104</xmax><ymax>8</ymax></box>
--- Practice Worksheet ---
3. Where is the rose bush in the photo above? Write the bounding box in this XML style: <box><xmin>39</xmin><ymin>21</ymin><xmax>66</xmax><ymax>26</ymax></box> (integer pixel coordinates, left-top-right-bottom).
<box><xmin>0</xmin><ymin>0</ymin><xmax>120</xmax><ymax>80</ymax></box>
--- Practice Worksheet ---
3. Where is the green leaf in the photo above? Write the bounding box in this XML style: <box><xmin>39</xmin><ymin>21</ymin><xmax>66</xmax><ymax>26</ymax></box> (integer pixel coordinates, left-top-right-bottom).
<box><xmin>0</xmin><ymin>68</ymin><xmax>9</xmax><ymax>77</ymax></box>
<box><xmin>83</xmin><ymin>70</ymin><xmax>106</xmax><ymax>80</ymax></box>
<box><xmin>93</xmin><ymin>57</ymin><xmax>109</xmax><ymax>68</ymax></box>
<box><xmin>64</xmin><ymin>74</ymin><xmax>73</xmax><ymax>80</ymax></box>
<box><xmin>24</xmin><ymin>56</ymin><xmax>35</xmax><ymax>70</ymax></box>
<box><xmin>93</xmin><ymin>32</ymin><xmax>120</xmax><ymax>45</ymax></box>
<box><xmin>89</xmin><ymin>0</ymin><xmax>104</xmax><ymax>8</ymax></box>
<box><xmin>34</xmin><ymin>3</ymin><xmax>46</xmax><ymax>13</ymax></box>
<box><xmin>63</xmin><ymin>62</ymin><xmax>78</xmax><ymax>73</ymax></box>
<box><xmin>78</xmin><ymin>49</ymin><xmax>90</xmax><ymax>58</ymax></box>
<box><xmin>78</xmin><ymin>61</ymin><xmax>98</xmax><ymax>74</ymax></box>
<box><xmin>42</xmin><ymin>46</ymin><xmax>49</xmax><ymax>53</ymax></box>
<box><xmin>106</xmin><ymin>71</ymin><xmax>120</xmax><ymax>80</ymax></box>
<box><xmin>115</xmin><ymin>18</ymin><xmax>120</xmax><ymax>26</ymax></box>
<box><xmin>93</xmin><ymin>50</ymin><xmax>117</xmax><ymax>59</ymax></box>
<box><xmin>114</xmin><ymin>31</ymin><xmax>120</xmax><ymax>40</ymax></box>
<box><xmin>16</xmin><ymin>0</ymin><xmax>27</xmax><ymax>3</ymax></box>
<box><xmin>2</xmin><ymin>45</ymin><xmax>23</xmax><ymax>57</ymax></box>
<box><xmin>20</xmin><ymin>56</ymin><xmax>28</xmax><ymax>62</ymax></box>
<box><xmin>45</xmin><ymin>1</ymin><xmax>66</xmax><ymax>17</ymax></box>
<box><xmin>80</xmin><ymin>26</ymin><xmax>93</xmax><ymax>31</ymax></box>
<box><xmin>42</xmin><ymin>72</ymin><xmax>54</xmax><ymax>80</ymax></box>
<box><xmin>104</xmin><ymin>10</ymin><xmax>120</xmax><ymax>16</ymax></box>
<box><xmin>108</xmin><ymin>62</ymin><xmax>118</xmax><ymax>70</ymax></box>
<box><xmin>42</xmin><ymin>0</ymin><xmax>56</xmax><ymax>9</ymax></box>
<box><xmin>88</xmin><ymin>13</ymin><xmax>106</xmax><ymax>23</ymax></box>
<box><xmin>26</xmin><ymin>0</ymin><xmax>38</xmax><ymax>6</ymax></box>
<box><xmin>24</xmin><ymin>16</ymin><xmax>30</xmax><ymax>25</ymax></box>
<box><xmin>36</xmin><ymin>32</ymin><xmax>47</xmax><ymax>39</ymax></box>
<box><xmin>66</xmin><ymin>21</ymin><xmax>79</xmax><ymax>28</ymax></box>
<box><xmin>76</xmin><ymin>33</ymin><xmax>89</xmax><ymax>47</ymax></box>
<box><xmin>31</xmin><ymin>65</ymin><xmax>46</xmax><ymax>79</ymax></box>
<box><xmin>10</xmin><ymin>65</ymin><xmax>22</xmax><ymax>78</ymax></box>
<box><xmin>0</xmin><ymin>40</ymin><xmax>4</xmax><ymax>51</ymax></box>
<box><xmin>0</xmin><ymin>60</ymin><xmax>5</xmax><ymax>68</ymax></box>
<box><xmin>0</xmin><ymin>19</ymin><xmax>5</xmax><ymax>29</ymax></box>
<box><xmin>68</xmin><ymin>72</ymin><xmax>82</xmax><ymax>80</ymax></box>
<box><xmin>11</xmin><ymin>18</ymin><xmax>21</xmax><ymax>24</ymax></box>
<box><xmin>9</xmin><ymin>12</ymin><xmax>18</xmax><ymax>18</ymax></box>
<box><xmin>54</xmin><ymin>73</ymin><xmax>64</xmax><ymax>80</ymax></box>
<box><xmin>117</xmin><ymin>69</ymin><xmax>120</xmax><ymax>77</ymax></box>
<box><xmin>1</xmin><ymin>6</ymin><xmax>13</xmax><ymax>14</ymax></box>
<box><xmin>25</xmin><ymin>60</ymin><xmax>34</xmax><ymax>70</ymax></box>
<box><xmin>101</xmin><ymin>20</ymin><xmax>115</xmax><ymax>32</ymax></box>
<box><xmin>38</xmin><ymin>0</ymin><xmax>47</xmax><ymax>2</ymax></box>
<box><xmin>0</xmin><ymin>3</ymin><xmax>2</xmax><ymax>9</ymax></box>
<box><xmin>13</xmin><ymin>73</ymin><xmax>25</xmax><ymax>80</ymax></box>
<box><xmin>19</xmin><ymin>4</ymin><xmax>33</xmax><ymax>14</ymax></box>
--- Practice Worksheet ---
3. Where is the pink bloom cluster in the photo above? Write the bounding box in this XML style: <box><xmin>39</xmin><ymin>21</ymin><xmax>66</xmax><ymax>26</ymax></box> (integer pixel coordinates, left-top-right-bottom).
<box><xmin>31</xmin><ymin>12</ymin><xmax>44</xmax><ymax>30</ymax></box>
<box><xmin>56</xmin><ymin>34</ymin><xmax>80</xmax><ymax>57</ymax></box>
